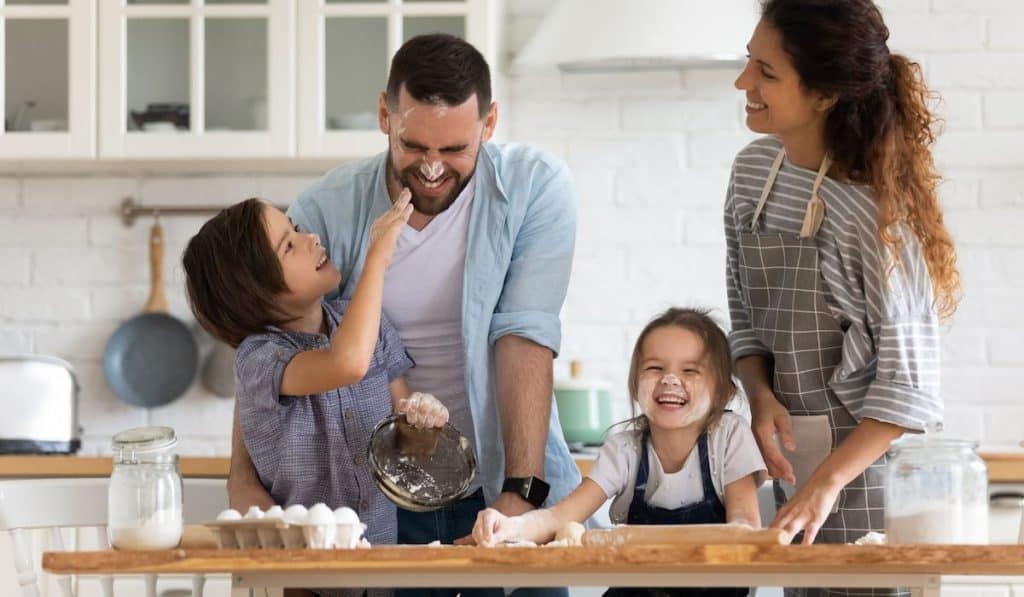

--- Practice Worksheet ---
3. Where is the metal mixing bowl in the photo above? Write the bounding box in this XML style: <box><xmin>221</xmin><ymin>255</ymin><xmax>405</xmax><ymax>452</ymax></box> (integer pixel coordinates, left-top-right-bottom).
<box><xmin>367</xmin><ymin>414</ymin><xmax>476</xmax><ymax>512</ymax></box>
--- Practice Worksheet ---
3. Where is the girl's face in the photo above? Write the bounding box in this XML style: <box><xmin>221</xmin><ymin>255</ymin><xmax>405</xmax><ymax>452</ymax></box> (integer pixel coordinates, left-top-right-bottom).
<box><xmin>734</xmin><ymin>19</ymin><xmax>833</xmax><ymax>138</ymax></box>
<box><xmin>262</xmin><ymin>205</ymin><xmax>341</xmax><ymax>314</ymax></box>
<box><xmin>635</xmin><ymin>325</ymin><xmax>715</xmax><ymax>432</ymax></box>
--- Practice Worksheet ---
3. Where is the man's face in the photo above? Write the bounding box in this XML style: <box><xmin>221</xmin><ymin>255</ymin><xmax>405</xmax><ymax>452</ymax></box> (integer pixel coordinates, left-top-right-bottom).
<box><xmin>378</xmin><ymin>85</ymin><xmax>497</xmax><ymax>216</ymax></box>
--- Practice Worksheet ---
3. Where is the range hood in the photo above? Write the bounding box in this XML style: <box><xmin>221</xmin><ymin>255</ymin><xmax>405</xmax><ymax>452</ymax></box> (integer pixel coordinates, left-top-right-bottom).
<box><xmin>514</xmin><ymin>0</ymin><xmax>760</xmax><ymax>73</ymax></box>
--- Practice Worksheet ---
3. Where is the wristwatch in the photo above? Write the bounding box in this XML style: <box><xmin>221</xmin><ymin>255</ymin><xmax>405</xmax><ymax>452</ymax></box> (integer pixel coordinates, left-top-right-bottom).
<box><xmin>502</xmin><ymin>476</ymin><xmax>550</xmax><ymax>508</ymax></box>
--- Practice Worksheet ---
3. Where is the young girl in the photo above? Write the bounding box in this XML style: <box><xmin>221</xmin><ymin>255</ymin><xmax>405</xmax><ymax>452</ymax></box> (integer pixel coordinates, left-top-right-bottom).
<box><xmin>182</xmin><ymin>190</ymin><xmax>448</xmax><ymax>558</ymax></box>
<box><xmin>473</xmin><ymin>308</ymin><xmax>766</xmax><ymax>597</ymax></box>
<box><xmin>726</xmin><ymin>1</ymin><xmax>958</xmax><ymax>595</ymax></box>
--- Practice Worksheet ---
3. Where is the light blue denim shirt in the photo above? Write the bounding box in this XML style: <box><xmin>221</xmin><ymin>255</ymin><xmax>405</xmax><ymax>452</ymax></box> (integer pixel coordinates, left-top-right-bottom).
<box><xmin>287</xmin><ymin>141</ymin><xmax>581</xmax><ymax>506</ymax></box>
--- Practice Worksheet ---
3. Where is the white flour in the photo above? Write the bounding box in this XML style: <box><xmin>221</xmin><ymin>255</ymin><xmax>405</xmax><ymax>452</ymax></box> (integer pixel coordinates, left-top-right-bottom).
<box><xmin>886</xmin><ymin>502</ymin><xmax>988</xmax><ymax>544</ymax></box>
<box><xmin>110</xmin><ymin>509</ymin><xmax>182</xmax><ymax>550</ymax></box>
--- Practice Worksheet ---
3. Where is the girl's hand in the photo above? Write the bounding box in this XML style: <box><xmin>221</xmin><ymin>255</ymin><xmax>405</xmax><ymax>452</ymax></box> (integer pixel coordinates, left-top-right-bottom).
<box><xmin>750</xmin><ymin>391</ymin><xmax>796</xmax><ymax>484</ymax></box>
<box><xmin>397</xmin><ymin>392</ymin><xmax>449</xmax><ymax>429</ymax></box>
<box><xmin>472</xmin><ymin>507</ymin><xmax>523</xmax><ymax>547</ymax></box>
<box><xmin>367</xmin><ymin>188</ymin><xmax>413</xmax><ymax>265</ymax></box>
<box><xmin>771</xmin><ymin>475</ymin><xmax>842</xmax><ymax>544</ymax></box>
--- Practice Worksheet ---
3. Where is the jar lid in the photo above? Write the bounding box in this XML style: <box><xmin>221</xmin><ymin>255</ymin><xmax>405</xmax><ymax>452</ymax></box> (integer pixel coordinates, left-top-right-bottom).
<box><xmin>111</xmin><ymin>426</ymin><xmax>178</xmax><ymax>453</ymax></box>
<box><xmin>890</xmin><ymin>433</ymin><xmax>978</xmax><ymax>451</ymax></box>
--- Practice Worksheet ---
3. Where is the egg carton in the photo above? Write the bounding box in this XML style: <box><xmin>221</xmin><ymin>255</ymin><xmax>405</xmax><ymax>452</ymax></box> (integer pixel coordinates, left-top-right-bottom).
<box><xmin>203</xmin><ymin>518</ymin><xmax>368</xmax><ymax>550</ymax></box>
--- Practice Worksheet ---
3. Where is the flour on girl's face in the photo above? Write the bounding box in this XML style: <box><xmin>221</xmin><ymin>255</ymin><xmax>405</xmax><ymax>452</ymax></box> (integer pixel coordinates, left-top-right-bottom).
<box><xmin>634</xmin><ymin>326</ymin><xmax>714</xmax><ymax>431</ymax></box>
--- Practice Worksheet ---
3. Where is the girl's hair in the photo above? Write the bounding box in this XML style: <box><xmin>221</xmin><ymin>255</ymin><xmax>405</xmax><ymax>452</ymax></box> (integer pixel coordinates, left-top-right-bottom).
<box><xmin>182</xmin><ymin>198</ymin><xmax>294</xmax><ymax>348</ymax></box>
<box><xmin>620</xmin><ymin>307</ymin><xmax>737</xmax><ymax>436</ymax></box>
<box><xmin>761</xmin><ymin>0</ymin><xmax>961</xmax><ymax>319</ymax></box>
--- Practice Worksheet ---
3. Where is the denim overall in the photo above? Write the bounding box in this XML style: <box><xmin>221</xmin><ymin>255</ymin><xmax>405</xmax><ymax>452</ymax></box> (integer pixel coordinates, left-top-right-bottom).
<box><xmin>603</xmin><ymin>432</ymin><xmax>747</xmax><ymax>597</ymax></box>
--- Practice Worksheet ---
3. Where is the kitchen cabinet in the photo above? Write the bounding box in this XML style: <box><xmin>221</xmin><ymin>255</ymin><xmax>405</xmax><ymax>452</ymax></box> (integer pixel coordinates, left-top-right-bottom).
<box><xmin>296</xmin><ymin>0</ymin><xmax>500</xmax><ymax>158</ymax></box>
<box><xmin>1</xmin><ymin>0</ymin><xmax>499</xmax><ymax>162</ymax></box>
<box><xmin>97</xmin><ymin>0</ymin><xmax>295</xmax><ymax>159</ymax></box>
<box><xmin>0</xmin><ymin>0</ymin><xmax>95</xmax><ymax>159</ymax></box>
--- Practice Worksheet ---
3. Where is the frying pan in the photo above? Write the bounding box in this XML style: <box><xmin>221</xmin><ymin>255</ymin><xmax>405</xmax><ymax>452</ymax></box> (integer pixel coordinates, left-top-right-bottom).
<box><xmin>103</xmin><ymin>220</ymin><xmax>198</xmax><ymax>407</ymax></box>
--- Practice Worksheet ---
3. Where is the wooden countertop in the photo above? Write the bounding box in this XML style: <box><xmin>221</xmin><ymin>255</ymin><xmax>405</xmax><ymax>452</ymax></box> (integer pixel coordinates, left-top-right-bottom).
<box><xmin>42</xmin><ymin>544</ymin><xmax>1024</xmax><ymax>577</ymax></box>
<box><xmin>4</xmin><ymin>453</ymin><xmax>1024</xmax><ymax>482</ymax></box>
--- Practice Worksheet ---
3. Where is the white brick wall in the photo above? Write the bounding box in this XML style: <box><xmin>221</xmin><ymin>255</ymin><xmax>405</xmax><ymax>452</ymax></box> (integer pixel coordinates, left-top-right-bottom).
<box><xmin>0</xmin><ymin>1</ymin><xmax>1022</xmax><ymax>454</ymax></box>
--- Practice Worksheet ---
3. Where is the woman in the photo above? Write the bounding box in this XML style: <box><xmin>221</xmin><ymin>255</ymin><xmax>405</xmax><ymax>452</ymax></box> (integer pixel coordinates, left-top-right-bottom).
<box><xmin>724</xmin><ymin>1</ymin><xmax>960</xmax><ymax>594</ymax></box>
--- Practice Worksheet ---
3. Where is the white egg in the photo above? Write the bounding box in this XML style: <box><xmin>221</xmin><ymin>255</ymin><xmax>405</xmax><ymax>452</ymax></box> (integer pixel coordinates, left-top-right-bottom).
<box><xmin>307</xmin><ymin>503</ymin><xmax>334</xmax><ymax>525</ymax></box>
<box><xmin>264</xmin><ymin>505</ymin><xmax>284</xmax><ymax>519</ymax></box>
<box><xmin>334</xmin><ymin>506</ymin><xmax>360</xmax><ymax>525</ymax></box>
<box><xmin>283</xmin><ymin>504</ymin><xmax>308</xmax><ymax>524</ymax></box>
<box><xmin>216</xmin><ymin>508</ymin><xmax>242</xmax><ymax>521</ymax></box>
<box><xmin>244</xmin><ymin>506</ymin><xmax>264</xmax><ymax>519</ymax></box>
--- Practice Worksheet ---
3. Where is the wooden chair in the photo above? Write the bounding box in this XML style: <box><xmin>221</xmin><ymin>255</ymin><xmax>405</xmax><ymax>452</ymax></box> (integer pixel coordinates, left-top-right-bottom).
<box><xmin>0</xmin><ymin>477</ymin><xmax>227</xmax><ymax>597</ymax></box>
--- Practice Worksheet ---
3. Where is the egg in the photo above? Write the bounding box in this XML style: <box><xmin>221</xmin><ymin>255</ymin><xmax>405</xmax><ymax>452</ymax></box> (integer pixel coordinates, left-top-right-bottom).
<box><xmin>307</xmin><ymin>503</ymin><xmax>334</xmax><ymax>525</ymax></box>
<box><xmin>216</xmin><ymin>508</ymin><xmax>242</xmax><ymax>521</ymax></box>
<box><xmin>264</xmin><ymin>505</ymin><xmax>284</xmax><ymax>520</ymax></box>
<box><xmin>334</xmin><ymin>506</ymin><xmax>360</xmax><ymax>525</ymax></box>
<box><xmin>283</xmin><ymin>504</ymin><xmax>308</xmax><ymax>525</ymax></box>
<box><xmin>244</xmin><ymin>506</ymin><xmax>264</xmax><ymax>519</ymax></box>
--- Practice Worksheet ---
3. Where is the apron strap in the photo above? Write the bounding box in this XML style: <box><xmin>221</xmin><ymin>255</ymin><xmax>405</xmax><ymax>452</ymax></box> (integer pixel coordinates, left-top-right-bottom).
<box><xmin>750</xmin><ymin>147</ymin><xmax>833</xmax><ymax>239</ymax></box>
<box><xmin>800</xmin><ymin>154</ymin><xmax>832</xmax><ymax>239</ymax></box>
<box><xmin>749</xmin><ymin>149</ymin><xmax>786</xmax><ymax>232</ymax></box>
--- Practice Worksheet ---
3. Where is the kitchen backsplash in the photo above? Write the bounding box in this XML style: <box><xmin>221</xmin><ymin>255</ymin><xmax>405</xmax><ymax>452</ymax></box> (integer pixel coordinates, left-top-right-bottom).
<box><xmin>1</xmin><ymin>0</ymin><xmax>1021</xmax><ymax>455</ymax></box>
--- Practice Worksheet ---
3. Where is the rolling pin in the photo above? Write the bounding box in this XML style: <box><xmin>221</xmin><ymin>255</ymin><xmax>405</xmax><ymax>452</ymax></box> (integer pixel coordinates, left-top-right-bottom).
<box><xmin>582</xmin><ymin>524</ymin><xmax>786</xmax><ymax>547</ymax></box>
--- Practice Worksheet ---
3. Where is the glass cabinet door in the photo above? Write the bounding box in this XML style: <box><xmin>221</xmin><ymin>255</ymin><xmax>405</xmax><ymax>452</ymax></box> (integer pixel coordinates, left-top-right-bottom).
<box><xmin>298</xmin><ymin>0</ymin><xmax>494</xmax><ymax>158</ymax></box>
<box><xmin>0</xmin><ymin>0</ymin><xmax>95</xmax><ymax>159</ymax></box>
<box><xmin>99</xmin><ymin>0</ymin><xmax>293</xmax><ymax>158</ymax></box>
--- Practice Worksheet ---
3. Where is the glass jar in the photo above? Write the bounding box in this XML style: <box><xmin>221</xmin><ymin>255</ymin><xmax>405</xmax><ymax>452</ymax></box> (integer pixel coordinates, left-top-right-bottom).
<box><xmin>107</xmin><ymin>427</ymin><xmax>183</xmax><ymax>550</ymax></box>
<box><xmin>885</xmin><ymin>431</ymin><xmax>988</xmax><ymax>544</ymax></box>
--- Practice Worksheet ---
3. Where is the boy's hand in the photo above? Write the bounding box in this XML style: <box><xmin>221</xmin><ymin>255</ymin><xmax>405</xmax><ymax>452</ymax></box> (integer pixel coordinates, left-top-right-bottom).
<box><xmin>367</xmin><ymin>187</ymin><xmax>413</xmax><ymax>265</ymax></box>
<box><xmin>397</xmin><ymin>392</ymin><xmax>449</xmax><ymax>429</ymax></box>
<box><xmin>472</xmin><ymin>507</ymin><xmax>523</xmax><ymax>547</ymax></box>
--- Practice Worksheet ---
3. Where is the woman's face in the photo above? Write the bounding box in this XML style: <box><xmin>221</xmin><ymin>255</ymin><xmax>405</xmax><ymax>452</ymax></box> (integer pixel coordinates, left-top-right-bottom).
<box><xmin>262</xmin><ymin>205</ymin><xmax>341</xmax><ymax>315</ymax></box>
<box><xmin>634</xmin><ymin>325</ymin><xmax>714</xmax><ymax>433</ymax></box>
<box><xmin>734</xmin><ymin>19</ymin><xmax>832</xmax><ymax>138</ymax></box>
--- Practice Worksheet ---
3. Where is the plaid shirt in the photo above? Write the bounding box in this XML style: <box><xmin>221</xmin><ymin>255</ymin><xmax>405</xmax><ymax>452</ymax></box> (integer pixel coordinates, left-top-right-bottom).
<box><xmin>235</xmin><ymin>298</ymin><xmax>413</xmax><ymax>549</ymax></box>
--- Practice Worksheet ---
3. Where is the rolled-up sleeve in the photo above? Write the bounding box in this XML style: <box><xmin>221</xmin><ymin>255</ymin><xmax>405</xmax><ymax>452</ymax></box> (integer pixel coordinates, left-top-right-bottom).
<box><xmin>724</xmin><ymin>171</ymin><xmax>772</xmax><ymax>362</ymax></box>
<box><xmin>834</xmin><ymin>224</ymin><xmax>942</xmax><ymax>432</ymax></box>
<box><xmin>488</xmin><ymin>162</ymin><xmax>576</xmax><ymax>356</ymax></box>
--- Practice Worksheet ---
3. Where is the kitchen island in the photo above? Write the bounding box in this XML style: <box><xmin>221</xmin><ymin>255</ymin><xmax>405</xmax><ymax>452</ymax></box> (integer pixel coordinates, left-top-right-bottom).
<box><xmin>43</xmin><ymin>543</ymin><xmax>1024</xmax><ymax>597</ymax></box>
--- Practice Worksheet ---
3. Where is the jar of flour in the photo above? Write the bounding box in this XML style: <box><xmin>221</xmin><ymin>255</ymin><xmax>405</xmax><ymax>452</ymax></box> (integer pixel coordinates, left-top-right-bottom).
<box><xmin>886</xmin><ymin>427</ymin><xmax>988</xmax><ymax>544</ymax></box>
<box><xmin>108</xmin><ymin>427</ymin><xmax>183</xmax><ymax>550</ymax></box>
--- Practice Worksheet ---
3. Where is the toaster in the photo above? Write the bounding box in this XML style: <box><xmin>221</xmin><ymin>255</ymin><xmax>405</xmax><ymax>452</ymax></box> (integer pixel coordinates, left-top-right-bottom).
<box><xmin>0</xmin><ymin>355</ymin><xmax>81</xmax><ymax>454</ymax></box>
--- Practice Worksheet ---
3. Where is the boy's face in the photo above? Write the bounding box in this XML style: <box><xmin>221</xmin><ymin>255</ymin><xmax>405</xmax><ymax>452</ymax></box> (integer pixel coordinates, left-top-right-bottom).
<box><xmin>262</xmin><ymin>205</ymin><xmax>341</xmax><ymax>314</ymax></box>
<box><xmin>634</xmin><ymin>326</ymin><xmax>714</xmax><ymax>432</ymax></box>
<box><xmin>378</xmin><ymin>85</ymin><xmax>497</xmax><ymax>216</ymax></box>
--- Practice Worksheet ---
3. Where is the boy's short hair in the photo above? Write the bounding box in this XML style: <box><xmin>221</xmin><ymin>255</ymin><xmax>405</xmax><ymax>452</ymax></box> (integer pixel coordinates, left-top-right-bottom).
<box><xmin>182</xmin><ymin>198</ymin><xmax>292</xmax><ymax>348</ymax></box>
<box><xmin>385</xmin><ymin>33</ymin><xmax>492</xmax><ymax>118</ymax></box>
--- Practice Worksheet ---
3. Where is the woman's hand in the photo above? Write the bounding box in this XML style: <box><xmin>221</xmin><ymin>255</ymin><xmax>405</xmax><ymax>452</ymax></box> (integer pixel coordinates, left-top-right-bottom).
<box><xmin>367</xmin><ymin>187</ymin><xmax>413</xmax><ymax>266</ymax></box>
<box><xmin>771</xmin><ymin>474</ymin><xmax>842</xmax><ymax>544</ymax></box>
<box><xmin>750</xmin><ymin>391</ymin><xmax>796</xmax><ymax>484</ymax></box>
<box><xmin>472</xmin><ymin>507</ymin><xmax>524</xmax><ymax>547</ymax></box>
<box><xmin>397</xmin><ymin>392</ymin><xmax>449</xmax><ymax>429</ymax></box>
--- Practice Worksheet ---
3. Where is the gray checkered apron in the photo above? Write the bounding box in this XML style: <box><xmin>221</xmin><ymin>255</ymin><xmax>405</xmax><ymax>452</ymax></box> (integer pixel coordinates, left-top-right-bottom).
<box><xmin>738</xmin><ymin>149</ymin><xmax>907</xmax><ymax>597</ymax></box>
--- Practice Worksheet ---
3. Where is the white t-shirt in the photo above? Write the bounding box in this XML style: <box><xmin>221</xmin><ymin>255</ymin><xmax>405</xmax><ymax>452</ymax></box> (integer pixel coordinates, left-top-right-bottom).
<box><xmin>382</xmin><ymin>177</ymin><xmax>477</xmax><ymax>465</ymax></box>
<box><xmin>586</xmin><ymin>412</ymin><xmax>767</xmax><ymax>524</ymax></box>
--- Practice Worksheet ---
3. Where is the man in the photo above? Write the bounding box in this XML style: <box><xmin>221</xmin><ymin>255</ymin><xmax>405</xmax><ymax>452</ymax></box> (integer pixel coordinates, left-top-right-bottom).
<box><xmin>227</xmin><ymin>34</ymin><xmax>579</xmax><ymax>596</ymax></box>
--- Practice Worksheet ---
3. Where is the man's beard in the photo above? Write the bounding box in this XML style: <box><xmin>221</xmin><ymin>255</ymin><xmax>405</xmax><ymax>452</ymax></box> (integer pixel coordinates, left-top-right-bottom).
<box><xmin>387</xmin><ymin>150</ymin><xmax>475</xmax><ymax>216</ymax></box>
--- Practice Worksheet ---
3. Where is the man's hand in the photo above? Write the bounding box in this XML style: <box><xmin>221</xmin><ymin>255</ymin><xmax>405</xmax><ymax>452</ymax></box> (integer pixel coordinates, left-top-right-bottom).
<box><xmin>397</xmin><ymin>392</ymin><xmax>449</xmax><ymax>429</ymax></box>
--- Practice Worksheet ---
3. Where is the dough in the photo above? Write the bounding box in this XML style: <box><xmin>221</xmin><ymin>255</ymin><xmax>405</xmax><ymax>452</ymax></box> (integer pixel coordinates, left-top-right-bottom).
<box><xmin>553</xmin><ymin>521</ymin><xmax>586</xmax><ymax>546</ymax></box>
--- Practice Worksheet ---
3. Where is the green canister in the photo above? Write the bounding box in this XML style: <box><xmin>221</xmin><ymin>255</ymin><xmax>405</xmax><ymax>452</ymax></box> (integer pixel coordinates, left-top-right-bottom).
<box><xmin>553</xmin><ymin>361</ymin><xmax>616</xmax><ymax>447</ymax></box>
